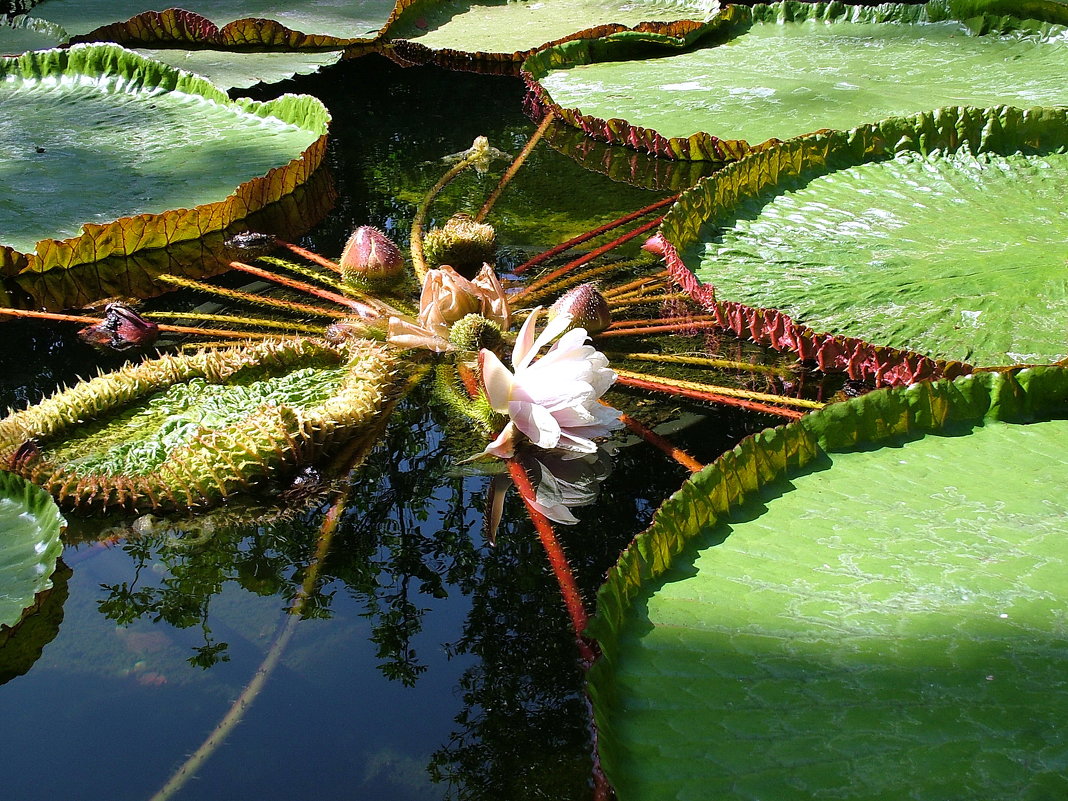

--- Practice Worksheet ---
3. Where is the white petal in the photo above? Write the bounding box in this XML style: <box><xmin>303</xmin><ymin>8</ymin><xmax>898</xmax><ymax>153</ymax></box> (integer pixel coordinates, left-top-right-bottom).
<box><xmin>517</xmin><ymin>311</ymin><xmax>574</xmax><ymax>371</ymax></box>
<box><xmin>510</xmin><ymin>401</ymin><xmax>561</xmax><ymax>449</ymax></box>
<box><xmin>479</xmin><ymin>349</ymin><xmax>515</xmax><ymax>413</ymax></box>
<box><xmin>512</xmin><ymin>306</ymin><xmax>542</xmax><ymax>368</ymax></box>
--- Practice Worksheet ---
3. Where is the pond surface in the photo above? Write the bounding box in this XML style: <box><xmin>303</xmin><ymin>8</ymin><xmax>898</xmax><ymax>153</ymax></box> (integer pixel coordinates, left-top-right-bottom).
<box><xmin>0</xmin><ymin>54</ymin><xmax>798</xmax><ymax>800</ymax></box>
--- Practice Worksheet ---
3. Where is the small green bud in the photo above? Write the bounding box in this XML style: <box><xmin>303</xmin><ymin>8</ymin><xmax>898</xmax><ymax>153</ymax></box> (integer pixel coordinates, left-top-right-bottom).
<box><xmin>448</xmin><ymin>314</ymin><xmax>502</xmax><ymax>353</ymax></box>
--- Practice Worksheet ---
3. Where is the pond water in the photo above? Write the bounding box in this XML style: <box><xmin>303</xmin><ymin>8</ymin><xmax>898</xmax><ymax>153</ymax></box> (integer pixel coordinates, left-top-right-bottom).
<box><xmin>0</xmin><ymin>54</ymin><xmax>801</xmax><ymax>800</ymax></box>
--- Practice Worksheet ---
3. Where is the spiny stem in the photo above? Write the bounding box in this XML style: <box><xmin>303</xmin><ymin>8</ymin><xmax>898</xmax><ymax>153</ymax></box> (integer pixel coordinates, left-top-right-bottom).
<box><xmin>601</xmin><ymin>271</ymin><xmax>670</xmax><ymax>299</ymax></box>
<box><xmin>507</xmin><ymin>459</ymin><xmax>596</xmax><ymax>666</ymax></box>
<box><xmin>147</xmin><ymin>312</ymin><xmax>323</xmax><ymax>335</ymax></box>
<box><xmin>512</xmin><ymin>217</ymin><xmax>664</xmax><ymax>304</ymax></box>
<box><xmin>607</xmin><ymin>314</ymin><xmax>718</xmax><ymax>329</ymax></box>
<box><xmin>477</xmin><ymin>112</ymin><xmax>554</xmax><ymax>223</ymax></box>
<box><xmin>607</xmin><ymin>293</ymin><xmax>689</xmax><ymax>309</ymax></box>
<box><xmin>274</xmin><ymin>239</ymin><xmax>342</xmax><ymax>274</ymax></box>
<box><xmin>595</xmin><ymin>320</ymin><xmax>724</xmax><ymax>337</ymax></box>
<box><xmin>514</xmin><ymin>194</ymin><xmax>679</xmax><ymax>275</ymax></box>
<box><xmin>158</xmin><ymin>274</ymin><xmax>349</xmax><ymax>319</ymax></box>
<box><xmin>614</xmin><ymin>369</ymin><xmax>822</xmax><ymax>415</ymax></box>
<box><xmin>229</xmin><ymin>260</ymin><xmax>381</xmax><ymax>318</ymax></box>
<box><xmin>0</xmin><ymin>306</ymin><xmax>277</xmax><ymax>340</ymax></box>
<box><xmin>411</xmin><ymin>141</ymin><xmax>489</xmax><ymax>284</ymax></box>
<box><xmin>515</xmin><ymin>262</ymin><xmax>635</xmax><ymax>307</ymax></box>
<box><xmin>258</xmin><ymin>256</ymin><xmax>346</xmax><ymax>292</ymax></box>
<box><xmin>606</xmin><ymin>351</ymin><xmax>795</xmax><ymax>377</ymax></box>
<box><xmin>610</xmin><ymin>404</ymin><xmax>705</xmax><ymax>473</ymax></box>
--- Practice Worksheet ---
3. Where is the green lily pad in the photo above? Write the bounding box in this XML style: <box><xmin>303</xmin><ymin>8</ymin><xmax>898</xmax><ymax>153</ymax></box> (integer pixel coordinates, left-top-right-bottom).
<box><xmin>0</xmin><ymin>471</ymin><xmax>66</xmax><ymax>631</ymax></box>
<box><xmin>0</xmin><ymin>15</ymin><xmax>66</xmax><ymax>55</ymax></box>
<box><xmin>523</xmin><ymin>0</ymin><xmax>1068</xmax><ymax>160</ymax></box>
<box><xmin>0</xmin><ymin>560</ymin><xmax>70</xmax><ymax>686</ymax></box>
<box><xmin>0</xmin><ymin>338</ymin><xmax>409</xmax><ymax>511</ymax></box>
<box><xmin>589</xmin><ymin>366</ymin><xmax>1068</xmax><ymax>801</ymax></box>
<box><xmin>383</xmin><ymin>0</ymin><xmax>715</xmax><ymax>64</ymax></box>
<box><xmin>0</xmin><ymin>43</ymin><xmax>330</xmax><ymax>275</ymax></box>
<box><xmin>27</xmin><ymin>0</ymin><xmax>397</xmax><ymax>45</ymax></box>
<box><xmin>132</xmin><ymin>48</ymin><xmax>343</xmax><ymax>91</ymax></box>
<box><xmin>654</xmin><ymin>105</ymin><xmax>1068</xmax><ymax>378</ymax></box>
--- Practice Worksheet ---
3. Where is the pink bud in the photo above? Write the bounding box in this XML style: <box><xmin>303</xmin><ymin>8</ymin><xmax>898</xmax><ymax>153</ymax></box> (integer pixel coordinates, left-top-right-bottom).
<box><xmin>339</xmin><ymin>226</ymin><xmax>404</xmax><ymax>282</ymax></box>
<box><xmin>78</xmin><ymin>303</ymin><xmax>159</xmax><ymax>351</ymax></box>
<box><xmin>548</xmin><ymin>283</ymin><xmax>612</xmax><ymax>335</ymax></box>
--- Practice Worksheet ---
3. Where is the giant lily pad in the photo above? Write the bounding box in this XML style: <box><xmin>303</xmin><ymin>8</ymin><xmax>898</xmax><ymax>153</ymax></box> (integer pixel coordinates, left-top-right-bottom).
<box><xmin>382</xmin><ymin>0</ymin><xmax>715</xmax><ymax>70</ymax></box>
<box><xmin>0</xmin><ymin>338</ymin><xmax>409</xmax><ymax>510</ymax></box>
<box><xmin>588</xmin><ymin>366</ymin><xmax>1068</xmax><ymax>801</ymax></box>
<box><xmin>26</xmin><ymin>0</ymin><xmax>398</xmax><ymax>47</ymax></box>
<box><xmin>523</xmin><ymin>0</ymin><xmax>1068</xmax><ymax>160</ymax></box>
<box><xmin>0</xmin><ymin>471</ymin><xmax>65</xmax><ymax>631</ymax></box>
<box><xmin>0</xmin><ymin>44</ymin><xmax>330</xmax><ymax>275</ymax></box>
<box><xmin>652</xmin><ymin>105</ymin><xmax>1068</xmax><ymax>383</ymax></box>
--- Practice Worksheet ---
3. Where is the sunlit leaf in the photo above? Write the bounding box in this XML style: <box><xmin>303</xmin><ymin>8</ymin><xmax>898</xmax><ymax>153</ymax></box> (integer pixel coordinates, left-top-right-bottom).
<box><xmin>523</xmin><ymin>0</ymin><xmax>1068</xmax><ymax>160</ymax></box>
<box><xmin>589</xmin><ymin>366</ymin><xmax>1068</xmax><ymax>801</ymax></box>
<box><xmin>0</xmin><ymin>470</ymin><xmax>66</xmax><ymax>631</ymax></box>
<box><xmin>383</xmin><ymin>0</ymin><xmax>715</xmax><ymax>67</ymax></box>
<box><xmin>0</xmin><ymin>561</ymin><xmax>70</xmax><ymax>686</ymax></box>
<box><xmin>0</xmin><ymin>43</ymin><xmax>330</xmax><ymax>275</ymax></box>
<box><xmin>132</xmin><ymin>48</ymin><xmax>343</xmax><ymax>91</ymax></box>
<box><xmin>653</xmin><ymin>105</ymin><xmax>1068</xmax><ymax>379</ymax></box>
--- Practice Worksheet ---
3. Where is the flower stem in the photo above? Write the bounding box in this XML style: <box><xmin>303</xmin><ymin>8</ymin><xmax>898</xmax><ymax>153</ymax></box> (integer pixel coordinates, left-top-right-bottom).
<box><xmin>611</xmin><ymin>405</ymin><xmax>705</xmax><ymax>473</ymax></box>
<box><xmin>615</xmin><ymin>368</ymin><xmax>824</xmax><ymax>411</ymax></box>
<box><xmin>0</xmin><ymin>307</ymin><xmax>278</xmax><ymax>340</ymax></box>
<box><xmin>612</xmin><ymin>371</ymin><xmax>810</xmax><ymax>419</ymax></box>
<box><xmin>595</xmin><ymin>320</ymin><xmax>724</xmax><ymax>337</ymax></box>
<box><xmin>514</xmin><ymin>194</ymin><xmax>678</xmax><ymax>275</ymax></box>
<box><xmin>600</xmin><ymin>271</ymin><xmax>670</xmax><ymax>299</ymax></box>
<box><xmin>477</xmin><ymin>112</ymin><xmax>554</xmax><ymax>223</ymax></box>
<box><xmin>229</xmin><ymin>260</ymin><xmax>382</xmax><ymax>318</ymax></box>
<box><xmin>506</xmin><ymin>459</ymin><xmax>596</xmax><ymax>666</ymax></box>
<box><xmin>607</xmin><ymin>351</ymin><xmax>795</xmax><ymax>377</ymax></box>
<box><xmin>146</xmin><ymin>312</ymin><xmax>323</xmax><ymax>335</ymax></box>
<box><xmin>158</xmin><ymin>274</ymin><xmax>349</xmax><ymax>319</ymax></box>
<box><xmin>274</xmin><ymin>238</ymin><xmax>342</xmax><ymax>273</ymax></box>
<box><xmin>512</xmin><ymin>216</ymin><xmax>665</xmax><ymax>304</ymax></box>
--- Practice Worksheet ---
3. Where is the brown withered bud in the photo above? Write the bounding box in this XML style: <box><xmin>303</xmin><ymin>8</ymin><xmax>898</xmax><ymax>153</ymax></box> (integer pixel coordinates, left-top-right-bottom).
<box><xmin>78</xmin><ymin>303</ymin><xmax>159</xmax><ymax>351</ymax></box>
<box><xmin>339</xmin><ymin>226</ymin><xmax>404</xmax><ymax>285</ymax></box>
<box><xmin>548</xmin><ymin>283</ymin><xmax>612</xmax><ymax>335</ymax></box>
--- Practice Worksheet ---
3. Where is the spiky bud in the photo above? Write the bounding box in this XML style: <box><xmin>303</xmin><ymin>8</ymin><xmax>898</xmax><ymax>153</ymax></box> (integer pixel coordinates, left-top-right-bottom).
<box><xmin>548</xmin><ymin>283</ymin><xmax>612</xmax><ymax>335</ymax></box>
<box><xmin>448</xmin><ymin>314</ymin><xmax>503</xmax><ymax>353</ymax></box>
<box><xmin>423</xmin><ymin>213</ymin><xmax>496</xmax><ymax>278</ymax></box>
<box><xmin>339</xmin><ymin>226</ymin><xmax>404</xmax><ymax>286</ymax></box>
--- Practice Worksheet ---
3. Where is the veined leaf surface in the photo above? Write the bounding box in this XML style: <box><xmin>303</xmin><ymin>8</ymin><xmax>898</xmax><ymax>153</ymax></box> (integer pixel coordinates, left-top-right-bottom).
<box><xmin>589</xmin><ymin>367</ymin><xmax>1068</xmax><ymax>801</ymax></box>
<box><xmin>0</xmin><ymin>471</ymin><xmax>65</xmax><ymax>631</ymax></box>
<box><xmin>658</xmin><ymin>106</ymin><xmax>1068</xmax><ymax>371</ymax></box>
<box><xmin>0</xmin><ymin>44</ymin><xmax>329</xmax><ymax>274</ymax></box>
<box><xmin>525</xmin><ymin>0</ymin><xmax>1068</xmax><ymax>159</ymax></box>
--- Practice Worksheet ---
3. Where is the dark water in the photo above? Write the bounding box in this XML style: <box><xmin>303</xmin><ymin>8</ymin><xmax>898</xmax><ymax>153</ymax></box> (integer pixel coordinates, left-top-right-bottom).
<box><xmin>0</xmin><ymin>55</ymin><xmax>789</xmax><ymax>800</ymax></box>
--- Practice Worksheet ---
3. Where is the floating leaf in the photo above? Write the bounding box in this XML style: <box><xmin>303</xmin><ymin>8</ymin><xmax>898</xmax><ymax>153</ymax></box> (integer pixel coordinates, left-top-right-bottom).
<box><xmin>589</xmin><ymin>366</ymin><xmax>1068</xmax><ymax>801</ymax></box>
<box><xmin>383</xmin><ymin>0</ymin><xmax>714</xmax><ymax>69</ymax></box>
<box><xmin>0</xmin><ymin>471</ymin><xmax>66</xmax><ymax>631</ymax></box>
<box><xmin>523</xmin><ymin>0</ymin><xmax>1068</xmax><ymax>160</ymax></box>
<box><xmin>0</xmin><ymin>338</ymin><xmax>411</xmax><ymax>511</ymax></box>
<box><xmin>0</xmin><ymin>14</ymin><xmax>66</xmax><ymax>54</ymax></box>
<box><xmin>0</xmin><ymin>43</ymin><xmax>330</xmax><ymax>275</ymax></box>
<box><xmin>28</xmin><ymin>0</ymin><xmax>397</xmax><ymax>47</ymax></box>
<box><xmin>654</xmin><ymin>105</ymin><xmax>1068</xmax><ymax>382</ymax></box>
<box><xmin>0</xmin><ymin>561</ymin><xmax>70</xmax><ymax>686</ymax></box>
<box><xmin>132</xmin><ymin>48</ymin><xmax>343</xmax><ymax>91</ymax></box>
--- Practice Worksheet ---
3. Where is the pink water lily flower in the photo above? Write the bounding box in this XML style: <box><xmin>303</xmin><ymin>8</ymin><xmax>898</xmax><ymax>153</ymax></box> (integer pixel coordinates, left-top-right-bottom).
<box><xmin>479</xmin><ymin>307</ymin><xmax>623</xmax><ymax>459</ymax></box>
<box><xmin>388</xmin><ymin>264</ymin><xmax>510</xmax><ymax>352</ymax></box>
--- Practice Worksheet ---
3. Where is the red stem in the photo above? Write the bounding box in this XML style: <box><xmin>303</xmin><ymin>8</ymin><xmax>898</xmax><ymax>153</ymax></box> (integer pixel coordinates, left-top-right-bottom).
<box><xmin>614</xmin><ymin>408</ymin><xmax>705</xmax><ymax>473</ymax></box>
<box><xmin>0</xmin><ymin>307</ymin><xmax>281</xmax><ymax>340</ymax></box>
<box><xmin>614</xmin><ymin>373</ymin><xmax>805</xmax><ymax>420</ymax></box>
<box><xmin>514</xmin><ymin>195</ymin><xmax>678</xmax><ymax>275</ymax></box>
<box><xmin>229</xmin><ymin>261</ymin><xmax>380</xmax><ymax>318</ymax></box>
<box><xmin>507</xmin><ymin>459</ymin><xmax>596</xmax><ymax>665</ymax></box>
<box><xmin>275</xmin><ymin>239</ymin><xmax>342</xmax><ymax>274</ymax></box>
<box><xmin>606</xmin><ymin>313</ymin><xmax>717</xmax><ymax>329</ymax></box>
<box><xmin>514</xmin><ymin>216</ymin><xmax>666</xmax><ymax>302</ymax></box>
<box><xmin>595</xmin><ymin>320</ymin><xmax>724</xmax><ymax>337</ymax></box>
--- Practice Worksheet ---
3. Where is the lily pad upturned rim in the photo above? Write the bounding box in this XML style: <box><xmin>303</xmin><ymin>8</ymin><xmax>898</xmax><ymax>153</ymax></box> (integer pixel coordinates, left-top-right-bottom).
<box><xmin>381</xmin><ymin>0</ymin><xmax>713</xmax><ymax>74</ymax></box>
<box><xmin>521</xmin><ymin>0</ymin><xmax>1068</xmax><ymax>161</ymax></box>
<box><xmin>0</xmin><ymin>43</ymin><xmax>331</xmax><ymax>276</ymax></box>
<box><xmin>65</xmin><ymin>6</ymin><xmax>378</xmax><ymax>50</ymax></box>
<box><xmin>0</xmin><ymin>470</ymin><xmax>66</xmax><ymax>631</ymax></box>
<box><xmin>586</xmin><ymin>364</ymin><xmax>1068</xmax><ymax>796</ymax></box>
<box><xmin>650</xmin><ymin>104</ymin><xmax>1068</xmax><ymax>387</ymax></box>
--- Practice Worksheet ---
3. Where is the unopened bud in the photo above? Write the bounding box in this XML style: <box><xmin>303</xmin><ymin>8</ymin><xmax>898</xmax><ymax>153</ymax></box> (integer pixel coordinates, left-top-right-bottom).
<box><xmin>422</xmin><ymin>213</ymin><xmax>496</xmax><ymax>278</ymax></box>
<box><xmin>448</xmin><ymin>313</ymin><xmax>502</xmax><ymax>353</ymax></box>
<box><xmin>339</xmin><ymin>226</ymin><xmax>404</xmax><ymax>285</ymax></box>
<box><xmin>78</xmin><ymin>303</ymin><xmax>159</xmax><ymax>351</ymax></box>
<box><xmin>548</xmin><ymin>283</ymin><xmax>611</xmax><ymax>335</ymax></box>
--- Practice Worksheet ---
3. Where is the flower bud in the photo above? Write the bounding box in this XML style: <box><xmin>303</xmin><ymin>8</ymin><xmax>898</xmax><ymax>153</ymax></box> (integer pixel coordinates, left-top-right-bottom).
<box><xmin>420</xmin><ymin>266</ymin><xmax>482</xmax><ymax>330</ymax></box>
<box><xmin>422</xmin><ymin>213</ymin><xmax>496</xmax><ymax>278</ymax></box>
<box><xmin>339</xmin><ymin>226</ymin><xmax>404</xmax><ymax>285</ymax></box>
<box><xmin>548</xmin><ymin>283</ymin><xmax>612</xmax><ymax>335</ymax></box>
<box><xmin>448</xmin><ymin>313</ymin><xmax>503</xmax><ymax>353</ymax></box>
